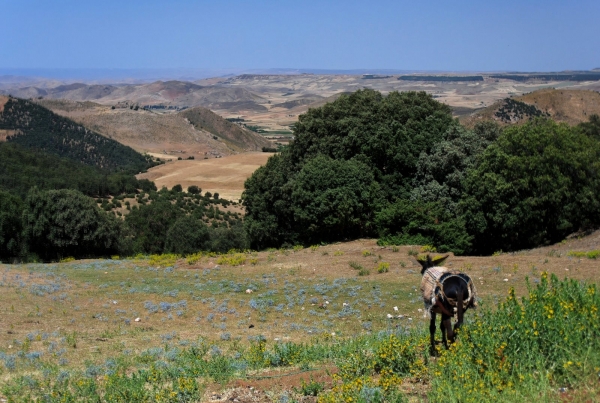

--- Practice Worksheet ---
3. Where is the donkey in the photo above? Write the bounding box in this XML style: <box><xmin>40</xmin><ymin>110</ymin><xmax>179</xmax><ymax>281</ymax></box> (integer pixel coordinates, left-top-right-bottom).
<box><xmin>417</xmin><ymin>254</ymin><xmax>476</xmax><ymax>355</ymax></box>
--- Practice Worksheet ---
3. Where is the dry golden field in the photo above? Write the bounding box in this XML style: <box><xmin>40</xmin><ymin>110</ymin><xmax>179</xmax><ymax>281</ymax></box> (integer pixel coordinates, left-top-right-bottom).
<box><xmin>136</xmin><ymin>152</ymin><xmax>273</xmax><ymax>201</ymax></box>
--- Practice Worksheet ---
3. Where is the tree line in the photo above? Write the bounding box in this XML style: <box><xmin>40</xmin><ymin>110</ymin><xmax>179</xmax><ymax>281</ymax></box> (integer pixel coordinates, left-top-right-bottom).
<box><xmin>243</xmin><ymin>89</ymin><xmax>600</xmax><ymax>255</ymax></box>
<box><xmin>3</xmin><ymin>90</ymin><xmax>600</xmax><ymax>260</ymax></box>
<box><xmin>0</xmin><ymin>185</ymin><xmax>248</xmax><ymax>262</ymax></box>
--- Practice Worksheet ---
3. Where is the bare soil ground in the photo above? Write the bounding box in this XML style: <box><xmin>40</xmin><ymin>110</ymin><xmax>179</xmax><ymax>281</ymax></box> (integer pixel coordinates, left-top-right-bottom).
<box><xmin>38</xmin><ymin>101</ymin><xmax>234</xmax><ymax>157</ymax></box>
<box><xmin>137</xmin><ymin>152</ymin><xmax>273</xmax><ymax>200</ymax></box>
<box><xmin>0</xmin><ymin>95</ymin><xmax>8</xmax><ymax>112</ymax></box>
<box><xmin>462</xmin><ymin>88</ymin><xmax>600</xmax><ymax>127</ymax></box>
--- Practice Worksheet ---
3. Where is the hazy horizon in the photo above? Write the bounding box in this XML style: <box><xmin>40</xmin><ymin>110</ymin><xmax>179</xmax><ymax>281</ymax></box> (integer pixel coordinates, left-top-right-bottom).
<box><xmin>2</xmin><ymin>67</ymin><xmax>600</xmax><ymax>85</ymax></box>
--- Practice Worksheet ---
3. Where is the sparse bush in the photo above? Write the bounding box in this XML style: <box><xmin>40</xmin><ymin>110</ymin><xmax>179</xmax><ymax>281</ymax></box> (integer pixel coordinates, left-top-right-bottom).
<box><xmin>377</xmin><ymin>262</ymin><xmax>390</xmax><ymax>273</ymax></box>
<box><xmin>358</xmin><ymin>268</ymin><xmax>370</xmax><ymax>276</ymax></box>
<box><xmin>349</xmin><ymin>261</ymin><xmax>363</xmax><ymax>270</ymax></box>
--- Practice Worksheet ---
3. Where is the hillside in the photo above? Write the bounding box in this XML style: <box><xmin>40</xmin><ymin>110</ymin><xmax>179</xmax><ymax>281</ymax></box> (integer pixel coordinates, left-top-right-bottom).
<box><xmin>0</xmin><ymin>96</ymin><xmax>152</xmax><ymax>172</ymax></box>
<box><xmin>8</xmin><ymin>80</ymin><xmax>267</xmax><ymax>111</ymax></box>
<box><xmin>180</xmin><ymin>107</ymin><xmax>271</xmax><ymax>151</ymax></box>
<box><xmin>37</xmin><ymin>99</ymin><xmax>268</xmax><ymax>156</ymax></box>
<box><xmin>0</xmin><ymin>142</ymin><xmax>153</xmax><ymax>198</ymax></box>
<box><xmin>461</xmin><ymin>89</ymin><xmax>600</xmax><ymax>127</ymax></box>
<box><xmin>0</xmin><ymin>96</ymin><xmax>155</xmax><ymax>198</ymax></box>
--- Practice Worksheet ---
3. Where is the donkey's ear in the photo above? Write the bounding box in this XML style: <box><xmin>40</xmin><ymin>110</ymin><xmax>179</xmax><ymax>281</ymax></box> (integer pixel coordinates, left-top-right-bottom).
<box><xmin>416</xmin><ymin>254</ymin><xmax>431</xmax><ymax>271</ymax></box>
<box><xmin>431</xmin><ymin>254</ymin><xmax>449</xmax><ymax>266</ymax></box>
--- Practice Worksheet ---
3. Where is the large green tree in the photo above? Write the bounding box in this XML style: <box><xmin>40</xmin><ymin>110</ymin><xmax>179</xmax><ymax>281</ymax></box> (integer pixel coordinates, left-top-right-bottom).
<box><xmin>243</xmin><ymin>89</ymin><xmax>454</xmax><ymax>248</ymax></box>
<box><xmin>289</xmin><ymin>89</ymin><xmax>454</xmax><ymax>198</ymax></box>
<box><xmin>164</xmin><ymin>215</ymin><xmax>211</xmax><ymax>255</ymax></box>
<box><xmin>22</xmin><ymin>188</ymin><xmax>121</xmax><ymax>260</ymax></box>
<box><xmin>287</xmin><ymin>155</ymin><xmax>380</xmax><ymax>244</ymax></box>
<box><xmin>0</xmin><ymin>191</ymin><xmax>24</xmax><ymax>260</ymax></box>
<box><xmin>411</xmin><ymin>121</ymin><xmax>501</xmax><ymax>214</ymax></box>
<box><xmin>461</xmin><ymin>119</ymin><xmax>600</xmax><ymax>254</ymax></box>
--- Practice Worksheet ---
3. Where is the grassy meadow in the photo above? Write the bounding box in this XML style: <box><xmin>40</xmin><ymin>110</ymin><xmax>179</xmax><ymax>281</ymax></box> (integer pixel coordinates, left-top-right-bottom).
<box><xmin>1</xmin><ymin>239</ymin><xmax>600</xmax><ymax>402</ymax></box>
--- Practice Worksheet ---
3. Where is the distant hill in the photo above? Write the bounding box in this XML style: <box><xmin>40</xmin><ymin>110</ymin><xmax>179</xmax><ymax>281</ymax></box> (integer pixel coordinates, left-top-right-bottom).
<box><xmin>300</xmin><ymin>93</ymin><xmax>350</xmax><ymax>111</ymax></box>
<box><xmin>0</xmin><ymin>96</ymin><xmax>152</xmax><ymax>172</ymax></box>
<box><xmin>272</xmin><ymin>95</ymin><xmax>324</xmax><ymax>109</ymax></box>
<box><xmin>461</xmin><ymin>89</ymin><xmax>600</xmax><ymax>127</ymax></box>
<box><xmin>36</xmin><ymin>99</ymin><xmax>269</xmax><ymax>156</ymax></box>
<box><xmin>6</xmin><ymin>80</ymin><xmax>267</xmax><ymax>112</ymax></box>
<box><xmin>180</xmin><ymin>107</ymin><xmax>270</xmax><ymax>151</ymax></box>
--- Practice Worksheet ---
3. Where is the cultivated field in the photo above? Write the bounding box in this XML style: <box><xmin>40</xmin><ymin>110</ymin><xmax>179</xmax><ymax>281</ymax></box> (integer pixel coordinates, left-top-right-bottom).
<box><xmin>1</xmin><ymin>233</ymin><xmax>600</xmax><ymax>401</ymax></box>
<box><xmin>137</xmin><ymin>152</ymin><xmax>273</xmax><ymax>201</ymax></box>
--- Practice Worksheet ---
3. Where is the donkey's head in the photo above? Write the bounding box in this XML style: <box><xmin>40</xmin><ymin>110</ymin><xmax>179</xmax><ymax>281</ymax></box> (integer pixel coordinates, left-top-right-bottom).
<box><xmin>416</xmin><ymin>254</ymin><xmax>449</xmax><ymax>275</ymax></box>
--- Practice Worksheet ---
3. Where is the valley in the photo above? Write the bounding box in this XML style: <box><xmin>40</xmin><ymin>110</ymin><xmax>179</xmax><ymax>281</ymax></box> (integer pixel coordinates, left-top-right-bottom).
<box><xmin>4</xmin><ymin>72</ymin><xmax>600</xmax><ymax>154</ymax></box>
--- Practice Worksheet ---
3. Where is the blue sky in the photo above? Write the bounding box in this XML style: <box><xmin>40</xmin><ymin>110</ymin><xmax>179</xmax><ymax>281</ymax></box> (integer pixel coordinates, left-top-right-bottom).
<box><xmin>1</xmin><ymin>0</ymin><xmax>599</xmax><ymax>72</ymax></box>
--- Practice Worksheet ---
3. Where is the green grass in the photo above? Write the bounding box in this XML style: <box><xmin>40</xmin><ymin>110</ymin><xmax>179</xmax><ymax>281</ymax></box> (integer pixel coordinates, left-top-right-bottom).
<box><xmin>0</xmin><ymin>253</ymin><xmax>598</xmax><ymax>402</ymax></box>
<box><xmin>567</xmin><ymin>250</ymin><xmax>600</xmax><ymax>259</ymax></box>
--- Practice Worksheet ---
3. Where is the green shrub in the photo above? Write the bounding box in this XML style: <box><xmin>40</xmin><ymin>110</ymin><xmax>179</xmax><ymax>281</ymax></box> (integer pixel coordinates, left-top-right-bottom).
<box><xmin>462</xmin><ymin>119</ymin><xmax>600</xmax><ymax>254</ymax></box>
<box><xmin>294</xmin><ymin>376</ymin><xmax>325</xmax><ymax>396</ymax></box>
<box><xmin>429</xmin><ymin>273</ymin><xmax>600</xmax><ymax>401</ymax></box>
<box><xmin>567</xmin><ymin>250</ymin><xmax>600</xmax><ymax>259</ymax></box>
<box><xmin>376</xmin><ymin>200</ymin><xmax>471</xmax><ymax>255</ymax></box>
<box><xmin>349</xmin><ymin>261</ymin><xmax>363</xmax><ymax>270</ymax></box>
<box><xmin>377</xmin><ymin>262</ymin><xmax>390</xmax><ymax>273</ymax></box>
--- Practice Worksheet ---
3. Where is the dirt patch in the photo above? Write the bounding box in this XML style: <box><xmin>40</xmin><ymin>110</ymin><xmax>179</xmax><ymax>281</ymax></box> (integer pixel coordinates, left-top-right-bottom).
<box><xmin>204</xmin><ymin>368</ymin><xmax>332</xmax><ymax>402</ymax></box>
<box><xmin>0</xmin><ymin>96</ymin><xmax>8</xmax><ymax>113</ymax></box>
<box><xmin>137</xmin><ymin>152</ymin><xmax>273</xmax><ymax>200</ymax></box>
<box><xmin>231</xmin><ymin>367</ymin><xmax>334</xmax><ymax>393</ymax></box>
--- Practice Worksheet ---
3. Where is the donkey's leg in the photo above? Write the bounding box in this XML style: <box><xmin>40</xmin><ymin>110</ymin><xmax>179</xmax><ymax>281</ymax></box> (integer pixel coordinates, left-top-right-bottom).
<box><xmin>452</xmin><ymin>290</ymin><xmax>465</xmax><ymax>341</ymax></box>
<box><xmin>441</xmin><ymin>314</ymin><xmax>452</xmax><ymax>349</ymax></box>
<box><xmin>429</xmin><ymin>312</ymin><xmax>437</xmax><ymax>356</ymax></box>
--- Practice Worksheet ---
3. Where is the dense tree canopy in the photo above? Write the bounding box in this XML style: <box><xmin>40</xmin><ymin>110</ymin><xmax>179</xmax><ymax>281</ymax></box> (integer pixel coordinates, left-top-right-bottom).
<box><xmin>165</xmin><ymin>215</ymin><xmax>211</xmax><ymax>255</ymax></box>
<box><xmin>287</xmin><ymin>155</ymin><xmax>379</xmax><ymax>244</ymax></box>
<box><xmin>461</xmin><ymin>119</ymin><xmax>600</xmax><ymax>254</ymax></box>
<box><xmin>577</xmin><ymin>114</ymin><xmax>600</xmax><ymax>140</ymax></box>
<box><xmin>375</xmin><ymin>199</ymin><xmax>472</xmax><ymax>255</ymax></box>
<box><xmin>0</xmin><ymin>190</ymin><xmax>23</xmax><ymax>260</ymax></box>
<box><xmin>411</xmin><ymin>121</ymin><xmax>501</xmax><ymax>214</ymax></box>
<box><xmin>289</xmin><ymin>89</ymin><xmax>454</xmax><ymax>198</ymax></box>
<box><xmin>22</xmin><ymin>188</ymin><xmax>121</xmax><ymax>260</ymax></box>
<box><xmin>0</xmin><ymin>97</ymin><xmax>154</xmax><ymax>172</ymax></box>
<box><xmin>0</xmin><ymin>142</ymin><xmax>154</xmax><ymax>198</ymax></box>
<box><xmin>243</xmin><ymin>90</ymin><xmax>455</xmax><ymax>248</ymax></box>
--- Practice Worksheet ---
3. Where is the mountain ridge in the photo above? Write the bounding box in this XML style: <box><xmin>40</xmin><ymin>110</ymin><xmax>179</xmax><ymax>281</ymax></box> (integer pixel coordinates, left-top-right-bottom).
<box><xmin>0</xmin><ymin>96</ymin><xmax>152</xmax><ymax>172</ymax></box>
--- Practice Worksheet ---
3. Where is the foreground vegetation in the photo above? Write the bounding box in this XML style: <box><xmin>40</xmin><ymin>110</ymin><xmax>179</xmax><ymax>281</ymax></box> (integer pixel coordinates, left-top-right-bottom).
<box><xmin>0</xmin><ymin>244</ymin><xmax>598</xmax><ymax>402</ymax></box>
